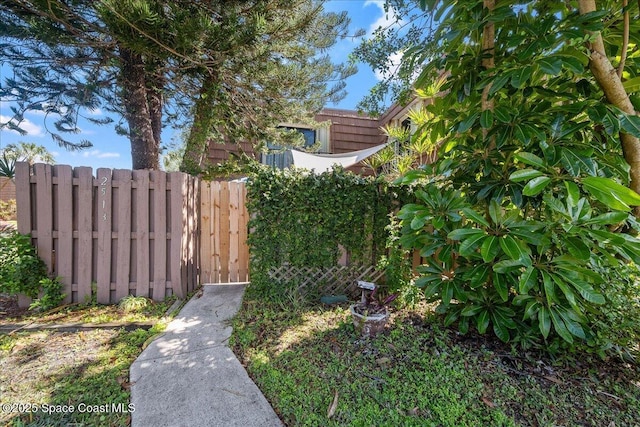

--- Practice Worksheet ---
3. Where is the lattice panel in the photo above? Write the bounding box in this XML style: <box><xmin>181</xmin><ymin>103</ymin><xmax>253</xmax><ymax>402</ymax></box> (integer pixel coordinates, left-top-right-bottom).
<box><xmin>268</xmin><ymin>263</ymin><xmax>386</xmax><ymax>298</ymax></box>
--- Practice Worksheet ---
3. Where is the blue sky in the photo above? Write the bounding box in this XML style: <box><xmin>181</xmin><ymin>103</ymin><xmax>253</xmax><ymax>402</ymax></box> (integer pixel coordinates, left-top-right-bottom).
<box><xmin>0</xmin><ymin>0</ymin><xmax>399</xmax><ymax>170</ymax></box>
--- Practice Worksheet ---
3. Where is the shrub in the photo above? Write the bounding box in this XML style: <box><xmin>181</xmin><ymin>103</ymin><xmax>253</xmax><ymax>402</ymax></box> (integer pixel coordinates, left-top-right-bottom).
<box><xmin>0</xmin><ymin>232</ymin><xmax>47</xmax><ymax>298</ymax></box>
<box><xmin>0</xmin><ymin>232</ymin><xmax>65</xmax><ymax>311</ymax></box>
<box><xmin>397</xmin><ymin>162</ymin><xmax>640</xmax><ymax>356</ymax></box>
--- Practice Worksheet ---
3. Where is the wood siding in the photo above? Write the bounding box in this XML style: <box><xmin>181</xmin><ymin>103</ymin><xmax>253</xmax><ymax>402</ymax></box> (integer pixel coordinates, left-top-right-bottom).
<box><xmin>205</xmin><ymin>108</ymin><xmax>388</xmax><ymax>170</ymax></box>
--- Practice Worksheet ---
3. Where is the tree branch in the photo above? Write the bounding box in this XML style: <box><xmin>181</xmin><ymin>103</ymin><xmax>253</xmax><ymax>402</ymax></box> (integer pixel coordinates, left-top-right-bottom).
<box><xmin>617</xmin><ymin>0</ymin><xmax>629</xmax><ymax>78</ymax></box>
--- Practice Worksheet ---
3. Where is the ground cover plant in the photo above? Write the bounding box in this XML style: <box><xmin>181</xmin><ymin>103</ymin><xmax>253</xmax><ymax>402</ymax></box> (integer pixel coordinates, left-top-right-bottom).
<box><xmin>0</xmin><ymin>295</ymin><xmax>176</xmax><ymax>427</ymax></box>
<box><xmin>231</xmin><ymin>292</ymin><xmax>640</xmax><ymax>427</ymax></box>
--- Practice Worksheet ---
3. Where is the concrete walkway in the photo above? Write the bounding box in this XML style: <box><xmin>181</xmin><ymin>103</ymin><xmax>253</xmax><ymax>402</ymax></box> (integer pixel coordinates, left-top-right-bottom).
<box><xmin>130</xmin><ymin>284</ymin><xmax>283</xmax><ymax>427</ymax></box>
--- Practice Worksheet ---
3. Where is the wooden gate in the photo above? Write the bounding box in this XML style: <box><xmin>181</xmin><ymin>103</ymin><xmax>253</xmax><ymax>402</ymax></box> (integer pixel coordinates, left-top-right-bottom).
<box><xmin>199</xmin><ymin>181</ymin><xmax>250</xmax><ymax>283</ymax></box>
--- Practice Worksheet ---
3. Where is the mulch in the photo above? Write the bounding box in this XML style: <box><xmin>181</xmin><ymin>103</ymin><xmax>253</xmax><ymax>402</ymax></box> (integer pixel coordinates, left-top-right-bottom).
<box><xmin>0</xmin><ymin>294</ymin><xmax>29</xmax><ymax>321</ymax></box>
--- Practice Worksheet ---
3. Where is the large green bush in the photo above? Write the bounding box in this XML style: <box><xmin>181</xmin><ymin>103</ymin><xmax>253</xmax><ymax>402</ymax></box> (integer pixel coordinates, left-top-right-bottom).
<box><xmin>393</xmin><ymin>2</ymin><xmax>640</xmax><ymax>356</ymax></box>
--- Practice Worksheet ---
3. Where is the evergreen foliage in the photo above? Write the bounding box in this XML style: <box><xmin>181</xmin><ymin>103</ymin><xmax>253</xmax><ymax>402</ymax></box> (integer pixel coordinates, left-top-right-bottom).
<box><xmin>387</xmin><ymin>0</ymin><xmax>640</xmax><ymax>355</ymax></box>
<box><xmin>245</xmin><ymin>166</ymin><xmax>412</xmax><ymax>300</ymax></box>
<box><xmin>0</xmin><ymin>1</ymin><xmax>356</xmax><ymax>169</ymax></box>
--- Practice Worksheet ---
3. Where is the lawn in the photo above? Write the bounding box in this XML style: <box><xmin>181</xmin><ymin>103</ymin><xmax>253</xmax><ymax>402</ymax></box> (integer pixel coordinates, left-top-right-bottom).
<box><xmin>0</xmin><ymin>295</ymin><xmax>177</xmax><ymax>427</ymax></box>
<box><xmin>231</xmin><ymin>296</ymin><xmax>640</xmax><ymax>427</ymax></box>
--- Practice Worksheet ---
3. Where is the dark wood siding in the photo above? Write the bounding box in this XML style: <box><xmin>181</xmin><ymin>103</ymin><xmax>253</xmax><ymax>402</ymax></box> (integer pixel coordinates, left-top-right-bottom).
<box><xmin>205</xmin><ymin>107</ymin><xmax>397</xmax><ymax>172</ymax></box>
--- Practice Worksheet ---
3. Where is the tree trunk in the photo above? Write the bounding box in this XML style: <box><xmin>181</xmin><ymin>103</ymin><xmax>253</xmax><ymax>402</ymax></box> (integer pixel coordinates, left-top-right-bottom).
<box><xmin>119</xmin><ymin>47</ymin><xmax>160</xmax><ymax>170</ymax></box>
<box><xmin>147</xmin><ymin>60</ymin><xmax>164</xmax><ymax>147</ymax></box>
<box><xmin>578</xmin><ymin>0</ymin><xmax>640</xmax><ymax>215</ymax></box>
<box><xmin>180</xmin><ymin>73</ymin><xmax>220</xmax><ymax>175</ymax></box>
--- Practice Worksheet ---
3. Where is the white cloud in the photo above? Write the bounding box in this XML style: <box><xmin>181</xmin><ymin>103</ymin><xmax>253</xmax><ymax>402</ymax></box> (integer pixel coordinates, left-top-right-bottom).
<box><xmin>81</xmin><ymin>149</ymin><xmax>120</xmax><ymax>159</ymax></box>
<box><xmin>86</xmin><ymin>108</ymin><xmax>103</xmax><ymax>116</ymax></box>
<box><xmin>0</xmin><ymin>115</ymin><xmax>44</xmax><ymax>137</ymax></box>
<box><xmin>364</xmin><ymin>0</ymin><xmax>404</xmax><ymax>34</ymax></box>
<box><xmin>374</xmin><ymin>50</ymin><xmax>404</xmax><ymax>81</ymax></box>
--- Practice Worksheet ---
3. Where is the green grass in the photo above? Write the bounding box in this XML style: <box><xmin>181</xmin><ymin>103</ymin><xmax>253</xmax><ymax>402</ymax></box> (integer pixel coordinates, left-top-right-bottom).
<box><xmin>231</xmin><ymin>297</ymin><xmax>640</xmax><ymax>427</ymax></box>
<box><xmin>0</xmin><ymin>298</ymin><xmax>178</xmax><ymax>427</ymax></box>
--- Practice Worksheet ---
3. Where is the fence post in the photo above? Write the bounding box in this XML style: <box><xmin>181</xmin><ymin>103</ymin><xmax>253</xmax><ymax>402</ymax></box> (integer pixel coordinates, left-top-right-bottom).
<box><xmin>96</xmin><ymin>168</ymin><xmax>113</xmax><ymax>304</ymax></box>
<box><xmin>54</xmin><ymin>165</ymin><xmax>74</xmax><ymax>303</ymax></box>
<box><xmin>151</xmin><ymin>170</ymin><xmax>167</xmax><ymax>301</ymax></box>
<box><xmin>114</xmin><ymin>169</ymin><xmax>132</xmax><ymax>302</ymax></box>
<box><xmin>75</xmin><ymin>167</ymin><xmax>94</xmax><ymax>303</ymax></box>
<box><xmin>133</xmin><ymin>170</ymin><xmax>150</xmax><ymax>298</ymax></box>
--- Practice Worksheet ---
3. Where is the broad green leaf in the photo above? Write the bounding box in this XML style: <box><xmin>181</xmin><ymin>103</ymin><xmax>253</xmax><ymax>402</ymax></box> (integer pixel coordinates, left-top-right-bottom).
<box><xmin>447</xmin><ymin>228</ymin><xmax>484</xmax><ymax>240</ymax></box>
<box><xmin>583</xmin><ymin>176</ymin><xmax>640</xmax><ymax>211</ymax></box>
<box><xmin>492</xmin><ymin>312</ymin><xmax>511</xmax><ymax>342</ymax></box>
<box><xmin>523</xmin><ymin>300</ymin><xmax>540</xmax><ymax>320</ymax></box>
<box><xmin>458</xmin><ymin>316</ymin><xmax>470</xmax><ymax>334</ymax></box>
<box><xmin>511</xmin><ymin>65</ymin><xmax>533</xmax><ymax>89</ymax></box>
<box><xmin>410</xmin><ymin>216</ymin><xmax>427</xmax><ymax>230</ymax></box>
<box><xmin>444</xmin><ymin>310</ymin><xmax>459</xmax><ymax>326</ymax></box>
<box><xmin>480</xmin><ymin>109</ymin><xmax>494</xmax><ymax>128</ymax></box>
<box><xmin>477</xmin><ymin>310</ymin><xmax>490</xmax><ymax>334</ymax></box>
<box><xmin>539</xmin><ymin>306</ymin><xmax>551</xmax><ymax>338</ymax></box>
<box><xmin>622</xmin><ymin>76</ymin><xmax>640</xmax><ymax>93</ymax></box>
<box><xmin>569</xmin><ymin>280</ymin><xmax>606</xmax><ymax>304</ymax></box>
<box><xmin>493</xmin><ymin>259</ymin><xmax>525</xmax><ymax>274</ymax></box>
<box><xmin>538</xmin><ymin>57</ymin><xmax>562</xmax><ymax>75</ymax></box>
<box><xmin>542</xmin><ymin>271</ymin><xmax>555</xmax><ymax>306</ymax></box>
<box><xmin>493</xmin><ymin>272</ymin><xmax>509</xmax><ymax>301</ymax></box>
<box><xmin>558</xmin><ymin>309</ymin><xmax>586</xmax><ymax>339</ymax></box>
<box><xmin>589</xmin><ymin>229</ymin><xmax>626</xmax><ymax>244</ymax></box>
<box><xmin>518</xmin><ymin>266</ymin><xmax>538</xmax><ymax>294</ymax></box>
<box><xmin>523</xmin><ymin>176</ymin><xmax>552</xmax><ymax>196</ymax></box>
<box><xmin>488</xmin><ymin>72</ymin><xmax>512</xmax><ymax>97</ymax></box>
<box><xmin>432</xmin><ymin>216</ymin><xmax>445</xmax><ymax>229</ymax></box>
<box><xmin>458</xmin><ymin>112</ymin><xmax>479</xmax><ymax>132</ymax></box>
<box><xmin>481</xmin><ymin>235</ymin><xmax>500</xmax><ymax>262</ymax></box>
<box><xmin>583</xmin><ymin>211</ymin><xmax>629</xmax><ymax>225</ymax></box>
<box><xmin>558</xmin><ymin>54</ymin><xmax>586</xmax><ymax>73</ymax></box>
<box><xmin>459</xmin><ymin>232</ymin><xmax>487</xmax><ymax>256</ymax></box>
<box><xmin>509</xmin><ymin>168</ymin><xmax>544</xmax><ymax>182</ymax></box>
<box><xmin>493</xmin><ymin>105</ymin><xmax>512</xmax><ymax>123</ymax></box>
<box><xmin>565</xmin><ymin>237</ymin><xmax>590</xmax><ymax>260</ymax></box>
<box><xmin>461</xmin><ymin>304</ymin><xmax>484</xmax><ymax>317</ymax></box>
<box><xmin>443</xmin><ymin>282</ymin><xmax>454</xmax><ymax>305</ymax></box>
<box><xmin>560</xmin><ymin>147</ymin><xmax>596</xmax><ymax>176</ymax></box>
<box><xmin>469</xmin><ymin>265</ymin><xmax>491</xmax><ymax>289</ymax></box>
<box><xmin>488</xmin><ymin>199</ymin><xmax>501</xmax><ymax>224</ymax></box>
<box><xmin>462</xmin><ymin>207</ymin><xmax>491</xmax><ymax>227</ymax></box>
<box><xmin>552</xmin><ymin>275</ymin><xmax>578</xmax><ymax>309</ymax></box>
<box><xmin>550</xmin><ymin>308</ymin><xmax>574</xmax><ymax>343</ymax></box>
<box><xmin>499</xmin><ymin>235</ymin><xmax>529</xmax><ymax>262</ymax></box>
<box><xmin>565</xmin><ymin>181</ymin><xmax>580</xmax><ymax>208</ymax></box>
<box><xmin>515</xmin><ymin>152</ymin><xmax>546</xmax><ymax>169</ymax></box>
<box><xmin>620</xmin><ymin>114</ymin><xmax>640</xmax><ymax>138</ymax></box>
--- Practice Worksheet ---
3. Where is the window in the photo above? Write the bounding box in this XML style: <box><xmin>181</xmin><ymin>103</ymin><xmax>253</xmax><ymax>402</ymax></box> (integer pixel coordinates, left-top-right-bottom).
<box><xmin>261</xmin><ymin>126</ymin><xmax>318</xmax><ymax>169</ymax></box>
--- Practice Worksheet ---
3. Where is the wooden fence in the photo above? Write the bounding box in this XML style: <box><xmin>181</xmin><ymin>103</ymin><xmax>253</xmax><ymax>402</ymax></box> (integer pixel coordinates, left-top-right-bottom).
<box><xmin>199</xmin><ymin>180</ymin><xmax>249</xmax><ymax>283</ymax></box>
<box><xmin>15</xmin><ymin>162</ymin><xmax>200</xmax><ymax>304</ymax></box>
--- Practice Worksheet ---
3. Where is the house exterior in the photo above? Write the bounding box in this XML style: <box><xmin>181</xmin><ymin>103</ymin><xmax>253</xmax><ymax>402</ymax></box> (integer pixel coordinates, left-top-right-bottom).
<box><xmin>0</xmin><ymin>177</ymin><xmax>16</xmax><ymax>202</ymax></box>
<box><xmin>205</xmin><ymin>99</ymin><xmax>431</xmax><ymax>174</ymax></box>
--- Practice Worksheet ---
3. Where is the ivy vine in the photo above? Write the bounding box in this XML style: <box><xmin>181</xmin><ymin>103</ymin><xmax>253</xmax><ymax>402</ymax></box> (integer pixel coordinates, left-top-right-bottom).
<box><xmin>246</xmin><ymin>166</ymin><xmax>412</xmax><ymax>297</ymax></box>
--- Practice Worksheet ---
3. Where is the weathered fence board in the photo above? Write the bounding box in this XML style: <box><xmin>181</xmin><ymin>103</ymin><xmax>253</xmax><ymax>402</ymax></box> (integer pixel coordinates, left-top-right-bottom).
<box><xmin>199</xmin><ymin>180</ymin><xmax>250</xmax><ymax>284</ymax></box>
<box><xmin>15</xmin><ymin>163</ymin><xmax>200</xmax><ymax>304</ymax></box>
